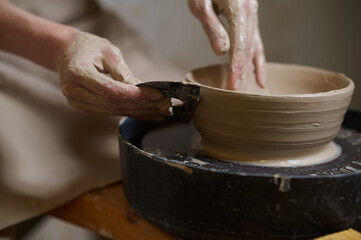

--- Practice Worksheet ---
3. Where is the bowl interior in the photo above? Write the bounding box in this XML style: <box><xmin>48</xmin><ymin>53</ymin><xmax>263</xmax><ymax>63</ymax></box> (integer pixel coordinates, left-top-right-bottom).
<box><xmin>188</xmin><ymin>63</ymin><xmax>351</xmax><ymax>95</ymax></box>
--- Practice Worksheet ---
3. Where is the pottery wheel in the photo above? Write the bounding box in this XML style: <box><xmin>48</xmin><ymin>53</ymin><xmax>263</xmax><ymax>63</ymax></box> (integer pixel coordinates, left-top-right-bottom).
<box><xmin>141</xmin><ymin>123</ymin><xmax>361</xmax><ymax>176</ymax></box>
<box><xmin>118</xmin><ymin>110</ymin><xmax>361</xmax><ymax>240</ymax></box>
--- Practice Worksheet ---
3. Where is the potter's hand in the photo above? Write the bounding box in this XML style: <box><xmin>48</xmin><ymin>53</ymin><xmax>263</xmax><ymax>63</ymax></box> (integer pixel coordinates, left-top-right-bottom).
<box><xmin>58</xmin><ymin>32</ymin><xmax>171</xmax><ymax>121</ymax></box>
<box><xmin>188</xmin><ymin>0</ymin><xmax>266</xmax><ymax>90</ymax></box>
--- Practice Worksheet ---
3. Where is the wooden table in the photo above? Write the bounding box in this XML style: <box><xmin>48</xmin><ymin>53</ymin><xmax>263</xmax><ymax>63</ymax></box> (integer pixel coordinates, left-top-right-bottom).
<box><xmin>50</xmin><ymin>183</ymin><xmax>181</xmax><ymax>240</ymax></box>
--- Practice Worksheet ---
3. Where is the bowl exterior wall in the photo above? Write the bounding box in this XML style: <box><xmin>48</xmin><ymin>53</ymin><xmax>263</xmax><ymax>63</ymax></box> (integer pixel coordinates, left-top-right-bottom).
<box><xmin>192</xmin><ymin>64</ymin><xmax>354</xmax><ymax>160</ymax></box>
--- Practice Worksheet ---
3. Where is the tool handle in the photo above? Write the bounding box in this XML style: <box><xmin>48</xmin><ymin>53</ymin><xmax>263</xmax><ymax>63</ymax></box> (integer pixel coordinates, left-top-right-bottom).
<box><xmin>137</xmin><ymin>81</ymin><xmax>200</xmax><ymax>123</ymax></box>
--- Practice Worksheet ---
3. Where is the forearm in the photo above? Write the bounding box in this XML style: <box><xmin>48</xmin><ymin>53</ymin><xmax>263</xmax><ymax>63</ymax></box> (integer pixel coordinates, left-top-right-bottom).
<box><xmin>0</xmin><ymin>0</ymin><xmax>78</xmax><ymax>71</ymax></box>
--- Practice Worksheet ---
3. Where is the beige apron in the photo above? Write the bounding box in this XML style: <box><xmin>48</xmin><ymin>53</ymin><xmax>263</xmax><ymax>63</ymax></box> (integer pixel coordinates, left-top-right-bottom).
<box><xmin>0</xmin><ymin>1</ymin><xmax>183</xmax><ymax>229</ymax></box>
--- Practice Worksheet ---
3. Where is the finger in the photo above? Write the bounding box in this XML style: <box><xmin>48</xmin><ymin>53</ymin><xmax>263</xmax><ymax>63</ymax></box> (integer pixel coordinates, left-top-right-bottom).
<box><xmin>100</xmin><ymin>53</ymin><xmax>165</xmax><ymax>101</ymax></box>
<box><xmin>225</xmin><ymin>8</ymin><xmax>247</xmax><ymax>90</ymax></box>
<box><xmin>101</xmin><ymin>53</ymin><xmax>167</xmax><ymax>102</ymax></box>
<box><xmin>67</xmin><ymin>64</ymin><xmax>165</xmax><ymax>104</ymax></box>
<box><xmin>188</xmin><ymin>0</ymin><xmax>230</xmax><ymax>55</ymax></box>
<box><xmin>61</xmin><ymin>81</ymin><xmax>113</xmax><ymax>109</ymax></box>
<box><xmin>62</xmin><ymin>81</ymin><xmax>170</xmax><ymax>111</ymax></box>
<box><xmin>227</xmin><ymin>43</ymin><xmax>248</xmax><ymax>91</ymax></box>
<box><xmin>241</xmin><ymin>41</ymin><xmax>257</xmax><ymax>91</ymax></box>
<box><xmin>101</xmin><ymin>49</ymin><xmax>142</xmax><ymax>85</ymax></box>
<box><xmin>226</xmin><ymin>2</ymin><xmax>257</xmax><ymax>91</ymax></box>
<box><xmin>253</xmin><ymin>27</ymin><xmax>266</xmax><ymax>88</ymax></box>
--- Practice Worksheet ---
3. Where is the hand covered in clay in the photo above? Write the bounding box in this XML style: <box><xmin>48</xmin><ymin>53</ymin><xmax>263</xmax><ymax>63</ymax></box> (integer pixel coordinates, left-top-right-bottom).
<box><xmin>58</xmin><ymin>32</ymin><xmax>171</xmax><ymax>121</ymax></box>
<box><xmin>188</xmin><ymin>0</ymin><xmax>266</xmax><ymax>90</ymax></box>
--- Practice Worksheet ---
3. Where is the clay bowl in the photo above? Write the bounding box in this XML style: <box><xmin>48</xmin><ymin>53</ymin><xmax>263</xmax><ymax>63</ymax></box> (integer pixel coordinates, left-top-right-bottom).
<box><xmin>186</xmin><ymin>63</ymin><xmax>354</xmax><ymax>163</ymax></box>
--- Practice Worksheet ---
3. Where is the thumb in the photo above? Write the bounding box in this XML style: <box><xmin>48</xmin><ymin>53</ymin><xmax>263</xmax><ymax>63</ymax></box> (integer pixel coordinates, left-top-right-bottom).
<box><xmin>102</xmin><ymin>49</ymin><xmax>141</xmax><ymax>85</ymax></box>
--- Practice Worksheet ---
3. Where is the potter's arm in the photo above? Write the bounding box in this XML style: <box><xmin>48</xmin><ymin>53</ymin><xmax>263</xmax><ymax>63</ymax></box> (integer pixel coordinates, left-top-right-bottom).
<box><xmin>188</xmin><ymin>0</ymin><xmax>266</xmax><ymax>91</ymax></box>
<box><xmin>0</xmin><ymin>0</ymin><xmax>76</xmax><ymax>71</ymax></box>
<box><xmin>0</xmin><ymin>0</ymin><xmax>170</xmax><ymax>120</ymax></box>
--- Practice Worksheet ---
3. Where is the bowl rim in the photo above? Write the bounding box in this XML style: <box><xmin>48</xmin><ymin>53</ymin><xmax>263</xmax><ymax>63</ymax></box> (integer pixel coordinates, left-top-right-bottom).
<box><xmin>186</xmin><ymin>62</ymin><xmax>355</xmax><ymax>99</ymax></box>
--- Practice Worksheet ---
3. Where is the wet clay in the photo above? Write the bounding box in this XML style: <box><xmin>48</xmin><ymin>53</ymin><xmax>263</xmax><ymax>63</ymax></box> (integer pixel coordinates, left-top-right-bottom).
<box><xmin>187</xmin><ymin>63</ymin><xmax>354</xmax><ymax>164</ymax></box>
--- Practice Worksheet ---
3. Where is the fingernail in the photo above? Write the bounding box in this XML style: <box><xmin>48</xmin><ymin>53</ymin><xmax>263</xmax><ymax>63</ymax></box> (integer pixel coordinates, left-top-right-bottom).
<box><xmin>213</xmin><ymin>38</ymin><xmax>229</xmax><ymax>55</ymax></box>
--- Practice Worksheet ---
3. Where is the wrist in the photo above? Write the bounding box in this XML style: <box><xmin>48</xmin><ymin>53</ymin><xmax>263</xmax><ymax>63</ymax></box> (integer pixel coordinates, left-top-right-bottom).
<box><xmin>46</xmin><ymin>25</ymin><xmax>79</xmax><ymax>71</ymax></box>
